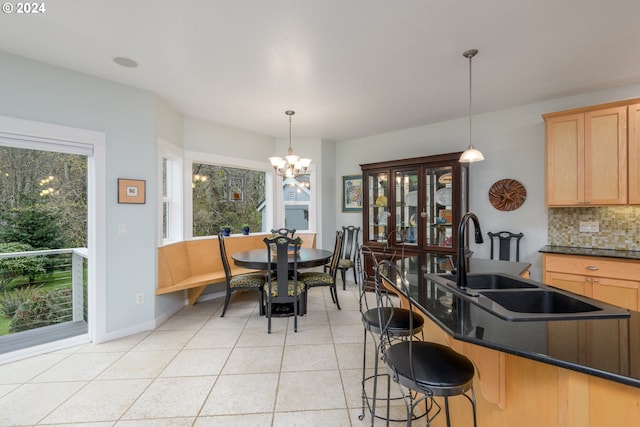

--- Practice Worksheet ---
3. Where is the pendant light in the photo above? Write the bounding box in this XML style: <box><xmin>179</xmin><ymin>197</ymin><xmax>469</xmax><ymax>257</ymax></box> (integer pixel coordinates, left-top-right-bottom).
<box><xmin>269</xmin><ymin>110</ymin><xmax>312</xmax><ymax>178</ymax></box>
<box><xmin>459</xmin><ymin>49</ymin><xmax>485</xmax><ymax>163</ymax></box>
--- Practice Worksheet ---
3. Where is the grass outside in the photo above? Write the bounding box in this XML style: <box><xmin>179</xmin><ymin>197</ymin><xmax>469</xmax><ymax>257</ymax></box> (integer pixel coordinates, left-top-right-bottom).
<box><xmin>0</xmin><ymin>265</ymin><xmax>87</xmax><ymax>337</ymax></box>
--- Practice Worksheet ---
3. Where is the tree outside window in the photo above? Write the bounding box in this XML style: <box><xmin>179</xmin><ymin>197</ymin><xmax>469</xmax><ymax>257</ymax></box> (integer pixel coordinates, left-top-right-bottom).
<box><xmin>192</xmin><ymin>163</ymin><xmax>266</xmax><ymax>236</ymax></box>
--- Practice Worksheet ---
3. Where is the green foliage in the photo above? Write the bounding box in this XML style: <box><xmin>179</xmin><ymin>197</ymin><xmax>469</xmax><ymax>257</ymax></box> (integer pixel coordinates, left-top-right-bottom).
<box><xmin>0</xmin><ymin>243</ymin><xmax>47</xmax><ymax>290</ymax></box>
<box><xmin>0</xmin><ymin>206</ymin><xmax>68</xmax><ymax>249</ymax></box>
<box><xmin>9</xmin><ymin>288</ymin><xmax>72</xmax><ymax>333</ymax></box>
<box><xmin>192</xmin><ymin>164</ymin><xmax>265</xmax><ymax>236</ymax></box>
<box><xmin>0</xmin><ymin>286</ymin><xmax>36</xmax><ymax>317</ymax></box>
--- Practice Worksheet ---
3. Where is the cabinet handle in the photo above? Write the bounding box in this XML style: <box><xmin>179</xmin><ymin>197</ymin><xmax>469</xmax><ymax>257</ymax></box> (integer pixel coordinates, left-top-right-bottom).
<box><xmin>420</xmin><ymin>211</ymin><xmax>427</xmax><ymax>218</ymax></box>
<box><xmin>585</xmin><ymin>265</ymin><xmax>599</xmax><ymax>271</ymax></box>
<box><xmin>593</xmin><ymin>278</ymin><xmax>599</xmax><ymax>283</ymax></box>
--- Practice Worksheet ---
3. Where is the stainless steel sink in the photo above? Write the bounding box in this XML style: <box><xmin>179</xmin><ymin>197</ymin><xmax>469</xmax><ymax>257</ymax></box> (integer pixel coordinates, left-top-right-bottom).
<box><xmin>427</xmin><ymin>273</ymin><xmax>630</xmax><ymax>321</ymax></box>
<box><xmin>438</xmin><ymin>273</ymin><xmax>537</xmax><ymax>289</ymax></box>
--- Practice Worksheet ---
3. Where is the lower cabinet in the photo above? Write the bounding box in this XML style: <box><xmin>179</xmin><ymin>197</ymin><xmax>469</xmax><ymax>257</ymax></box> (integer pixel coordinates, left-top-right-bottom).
<box><xmin>543</xmin><ymin>253</ymin><xmax>640</xmax><ymax>378</ymax></box>
<box><xmin>542</xmin><ymin>253</ymin><xmax>640</xmax><ymax>311</ymax></box>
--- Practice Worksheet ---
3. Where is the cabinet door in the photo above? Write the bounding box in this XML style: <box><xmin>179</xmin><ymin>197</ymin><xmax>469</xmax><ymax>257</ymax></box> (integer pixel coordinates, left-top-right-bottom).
<box><xmin>364</xmin><ymin>170</ymin><xmax>389</xmax><ymax>244</ymax></box>
<box><xmin>584</xmin><ymin>106</ymin><xmax>627</xmax><ymax>205</ymax></box>
<box><xmin>393</xmin><ymin>168</ymin><xmax>419</xmax><ymax>247</ymax></box>
<box><xmin>546</xmin><ymin>113</ymin><xmax>584</xmax><ymax>206</ymax></box>
<box><xmin>424</xmin><ymin>165</ymin><xmax>455</xmax><ymax>249</ymax></box>
<box><xmin>592</xmin><ymin>276</ymin><xmax>640</xmax><ymax>311</ymax></box>
<box><xmin>544</xmin><ymin>271</ymin><xmax>591</xmax><ymax>296</ymax></box>
<box><xmin>628</xmin><ymin>103</ymin><xmax>640</xmax><ymax>204</ymax></box>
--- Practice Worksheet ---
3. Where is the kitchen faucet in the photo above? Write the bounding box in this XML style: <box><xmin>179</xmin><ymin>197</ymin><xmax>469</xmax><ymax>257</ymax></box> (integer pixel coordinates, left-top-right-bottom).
<box><xmin>456</xmin><ymin>212</ymin><xmax>483</xmax><ymax>290</ymax></box>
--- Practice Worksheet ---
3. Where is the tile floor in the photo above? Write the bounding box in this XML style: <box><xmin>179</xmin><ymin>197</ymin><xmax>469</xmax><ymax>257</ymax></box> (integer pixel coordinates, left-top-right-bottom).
<box><xmin>0</xmin><ymin>281</ymin><xmax>412</xmax><ymax>426</ymax></box>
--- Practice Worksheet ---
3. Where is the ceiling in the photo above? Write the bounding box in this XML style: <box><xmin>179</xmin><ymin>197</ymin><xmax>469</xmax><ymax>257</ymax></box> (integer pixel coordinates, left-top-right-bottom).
<box><xmin>2</xmin><ymin>0</ymin><xmax>640</xmax><ymax>141</ymax></box>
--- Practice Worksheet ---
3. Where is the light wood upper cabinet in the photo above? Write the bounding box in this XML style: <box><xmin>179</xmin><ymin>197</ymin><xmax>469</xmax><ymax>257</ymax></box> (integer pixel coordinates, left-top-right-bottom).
<box><xmin>628</xmin><ymin>103</ymin><xmax>640</xmax><ymax>204</ymax></box>
<box><xmin>545</xmin><ymin>105</ymin><xmax>627</xmax><ymax>206</ymax></box>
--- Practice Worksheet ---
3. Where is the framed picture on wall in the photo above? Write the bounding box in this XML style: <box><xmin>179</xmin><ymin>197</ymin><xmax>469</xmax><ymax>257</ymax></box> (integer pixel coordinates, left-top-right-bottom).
<box><xmin>118</xmin><ymin>178</ymin><xmax>146</xmax><ymax>204</ymax></box>
<box><xmin>342</xmin><ymin>175</ymin><xmax>363</xmax><ymax>212</ymax></box>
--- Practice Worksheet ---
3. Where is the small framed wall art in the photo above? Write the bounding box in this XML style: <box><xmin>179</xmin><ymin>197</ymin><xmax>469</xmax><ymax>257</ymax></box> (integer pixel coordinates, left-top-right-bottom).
<box><xmin>342</xmin><ymin>175</ymin><xmax>363</xmax><ymax>212</ymax></box>
<box><xmin>118</xmin><ymin>178</ymin><xmax>146</xmax><ymax>204</ymax></box>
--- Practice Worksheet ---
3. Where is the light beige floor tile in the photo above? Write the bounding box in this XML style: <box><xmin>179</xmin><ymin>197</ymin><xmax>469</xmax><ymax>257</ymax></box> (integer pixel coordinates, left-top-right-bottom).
<box><xmin>194</xmin><ymin>413</ymin><xmax>273</xmax><ymax>427</ymax></box>
<box><xmin>40</xmin><ymin>422</ymin><xmax>115</xmax><ymax>427</ymax></box>
<box><xmin>0</xmin><ymin>381</ymin><xmax>85</xmax><ymax>426</ymax></box>
<box><xmin>284</xmin><ymin>324</ymin><xmax>333</xmax><ymax>345</ymax></box>
<box><xmin>273</xmin><ymin>408</ymin><xmax>351</xmax><ymax>426</ymax></box>
<box><xmin>185</xmin><ymin>328</ymin><xmax>242</xmax><ymax>349</ymax></box>
<box><xmin>0</xmin><ymin>352</ymin><xmax>68</xmax><ymax>383</ymax></box>
<box><xmin>133</xmin><ymin>329</ymin><xmax>197</xmax><ymax>351</ymax></box>
<box><xmin>0</xmin><ymin>383</ymin><xmax>18</xmax><ymax>398</ymax></box>
<box><xmin>281</xmin><ymin>344</ymin><xmax>338</xmax><ymax>372</ymax></box>
<box><xmin>32</xmin><ymin>352</ymin><xmax>124</xmax><ymax>382</ymax></box>
<box><xmin>200</xmin><ymin>372</ymin><xmax>278</xmax><ymax>415</ymax></box>
<box><xmin>123</xmin><ymin>376</ymin><xmax>214</xmax><ymax>419</ymax></box>
<box><xmin>97</xmin><ymin>350</ymin><xmax>178</xmax><ymax>379</ymax></box>
<box><xmin>236</xmin><ymin>326</ymin><xmax>287</xmax><ymax>347</ymax></box>
<box><xmin>41</xmin><ymin>379</ymin><xmax>151</xmax><ymax>424</ymax></box>
<box><xmin>115</xmin><ymin>417</ymin><xmax>195</xmax><ymax>427</ymax></box>
<box><xmin>76</xmin><ymin>332</ymin><xmax>150</xmax><ymax>353</ymax></box>
<box><xmin>335</xmin><ymin>342</ymin><xmax>367</xmax><ymax>370</ymax></box>
<box><xmin>157</xmin><ymin>313</ymin><xmax>211</xmax><ymax>330</ymax></box>
<box><xmin>329</xmin><ymin>308</ymin><xmax>362</xmax><ymax>326</ymax></box>
<box><xmin>222</xmin><ymin>345</ymin><xmax>282</xmax><ymax>374</ymax></box>
<box><xmin>160</xmin><ymin>348</ymin><xmax>231</xmax><ymax>377</ymax></box>
<box><xmin>202</xmin><ymin>314</ymin><xmax>249</xmax><ymax>330</ymax></box>
<box><xmin>275</xmin><ymin>370</ymin><xmax>346</xmax><ymax>411</ymax></box>
<box><xmin>332</xmin><ymin>324</ymin><xmax>365</xmax><ymax>344</ymax></box>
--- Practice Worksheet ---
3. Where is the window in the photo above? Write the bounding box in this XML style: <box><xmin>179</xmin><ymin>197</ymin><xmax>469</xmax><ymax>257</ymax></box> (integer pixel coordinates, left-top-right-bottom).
<box><xmin>192</xmin><ymin>163</ymin><xmax>266</xmax><ymax>237</ymax></box>
<box><xmin>158</xmin><ymin>139</ymin><xmax>183</xmax><ymax>244</ymax></box>
<box><xmin>283</xmin><ymin>174</ymin><xmax>311</xmax><ymax>231</ymax></box>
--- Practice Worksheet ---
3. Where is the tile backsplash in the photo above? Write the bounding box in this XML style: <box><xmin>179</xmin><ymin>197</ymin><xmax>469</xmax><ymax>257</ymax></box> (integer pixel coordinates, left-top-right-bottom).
<box><xmin>548</xmin><ymin>207</ymin><xmax>640</xmax><ymax>251</ymax></box>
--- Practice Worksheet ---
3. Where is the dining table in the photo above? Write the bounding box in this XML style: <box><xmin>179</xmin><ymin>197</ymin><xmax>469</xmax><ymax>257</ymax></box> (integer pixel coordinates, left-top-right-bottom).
<box><xmin>232</xmin><ymin>247</ymin><xmax>332</xmax><ymax>317</ymax></box>
<box><xmin>231</xmin><ymin>248</ymin><xmax>332</xmax><ymax>270</ymax></box>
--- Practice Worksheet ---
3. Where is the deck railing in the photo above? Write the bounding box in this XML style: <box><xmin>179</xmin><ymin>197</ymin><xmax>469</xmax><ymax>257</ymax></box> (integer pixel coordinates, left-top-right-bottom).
<box><xmin>0</xmin><ymin>248</ymin><xmax>88</xmax><ymax>334</ymax></box>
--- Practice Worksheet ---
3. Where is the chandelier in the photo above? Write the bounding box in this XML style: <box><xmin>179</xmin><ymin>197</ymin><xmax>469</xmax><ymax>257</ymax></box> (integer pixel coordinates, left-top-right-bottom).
<box><xmin>459</xmin><ymin>49</ymin><xmax>485</xmax><ymax>163</ymax></box>
<box><xmin>269</xmin><ymin>110</ymin><xmax>311</xmax><ymax>178</ymax></box>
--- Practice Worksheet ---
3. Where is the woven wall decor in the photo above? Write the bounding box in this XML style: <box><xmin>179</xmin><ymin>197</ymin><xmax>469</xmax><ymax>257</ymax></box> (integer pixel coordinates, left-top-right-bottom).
<box><xmin>488</xmin><ymin>179</ymin><xmax>526</xmax><ymax>211</ymax></box>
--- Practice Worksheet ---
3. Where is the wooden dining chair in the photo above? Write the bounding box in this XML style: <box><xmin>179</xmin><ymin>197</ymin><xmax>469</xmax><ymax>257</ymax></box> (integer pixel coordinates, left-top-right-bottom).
<box><xmin>218</xmin><ymin>231</ymin><xmax>267</xmax><ymax>317</ymax></box>
<box><xmin>263</xmin><ymin>235</ymin><xmax>306</xmax><ymax>333</ymax></box>
<box><xmin>271</xmin><ymin>227</ymin><xmax>296</xmax><ymax>238</ymax></box>
<box><xmin>299</xmin><ymin>230</ymin><xmax>344</xmax><ymax>310</ymax></box>
<box><xmin>338</xmin><ymin>225</ymin><xmax>360</xmax><ymax>289</ymax></box>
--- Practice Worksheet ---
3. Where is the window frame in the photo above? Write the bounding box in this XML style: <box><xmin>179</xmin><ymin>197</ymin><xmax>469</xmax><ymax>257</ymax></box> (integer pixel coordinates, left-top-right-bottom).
<box><xmin>158</xmin><ymin>138</ymin><xmax>184</xmax><ymax>245</ymax></box>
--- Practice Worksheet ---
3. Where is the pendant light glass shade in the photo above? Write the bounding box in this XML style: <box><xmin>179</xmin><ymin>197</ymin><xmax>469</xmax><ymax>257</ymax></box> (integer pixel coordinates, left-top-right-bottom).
<box><xmin>459</xmin><ymin>49</ymin><xmax>485</xmax><ymax>163</ymax></box>
<box><xmin>269</xmin><ymin>110</ymin><xmax>312</xmax><ymax>177</ymax></box>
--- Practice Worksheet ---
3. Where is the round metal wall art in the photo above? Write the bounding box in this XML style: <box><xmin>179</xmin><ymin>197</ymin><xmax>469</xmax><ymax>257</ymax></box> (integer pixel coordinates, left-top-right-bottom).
<box><xmin>488</xmin><ymin>179</ymin><xmax>527</xmax><ymax>211</ymax></box>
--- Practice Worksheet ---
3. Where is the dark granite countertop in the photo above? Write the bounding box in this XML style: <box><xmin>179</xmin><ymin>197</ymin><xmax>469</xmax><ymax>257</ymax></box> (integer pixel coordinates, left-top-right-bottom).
<box><xmin>540</xmin><ymin>245</ymin><xmax>640</xmax><ymax>260</ymax></box>
<box><xmin>383</xmin><ymin>256</ymin><xmax>640</xmax><ymax>388</ymax></box>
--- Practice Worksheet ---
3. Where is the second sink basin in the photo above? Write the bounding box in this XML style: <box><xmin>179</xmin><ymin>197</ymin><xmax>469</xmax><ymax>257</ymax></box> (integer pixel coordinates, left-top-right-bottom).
<box><xmin>438</xmin><ymin>273</ymin><xmax>537</xmax><ymax>289</ymax></box>
<box><xmin>481</xmin><ymin>289</ymin><xmax>601</xmax><ymax>314</ymax></box>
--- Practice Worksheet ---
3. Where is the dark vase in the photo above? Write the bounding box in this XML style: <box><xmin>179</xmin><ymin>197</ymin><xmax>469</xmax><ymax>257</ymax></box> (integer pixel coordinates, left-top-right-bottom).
<box><xmin>241</xmin><ymin>227</ymin><xmax>250</xmax><ymax>235</ymax></box>
<box><xmin>222</xmin><ymin>227</ymin><xmax>231</xmax><ymax>236</ymax></box>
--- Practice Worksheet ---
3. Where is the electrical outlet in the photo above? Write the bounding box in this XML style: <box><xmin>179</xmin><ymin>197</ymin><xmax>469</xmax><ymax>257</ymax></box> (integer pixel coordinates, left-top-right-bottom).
<box><xmin>579</xmin><ymin>221</ymin><xmax>600</xmax><ymax>233</ymax></box>
<box><xmin>136</xmin><ymin>292</ymin><xmax>144</xmax><ymax>304</ymax></box>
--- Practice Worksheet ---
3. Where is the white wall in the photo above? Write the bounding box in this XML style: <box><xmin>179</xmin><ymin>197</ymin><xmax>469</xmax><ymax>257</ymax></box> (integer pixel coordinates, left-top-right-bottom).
<box><xmin>336</xmin><ymin>83</ymin><xmax>640</xmax><ymax>280</ymax></box>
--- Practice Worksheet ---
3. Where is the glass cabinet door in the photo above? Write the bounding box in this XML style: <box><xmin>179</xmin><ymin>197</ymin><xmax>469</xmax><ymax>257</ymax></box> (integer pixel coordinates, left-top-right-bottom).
<box><xmin>393</xmin><ymin>169</ymin><xmax>419</xmax><ymax>247</ymax></box>
<box><xmin>367</xmin><ymin>171</ymin><xmax>389</xmax><ymax>243</ymax></box>
<box><xmin>425</xmin><ymin>166</ymin><xmax>454</xmax><ymax>249</ymax></box>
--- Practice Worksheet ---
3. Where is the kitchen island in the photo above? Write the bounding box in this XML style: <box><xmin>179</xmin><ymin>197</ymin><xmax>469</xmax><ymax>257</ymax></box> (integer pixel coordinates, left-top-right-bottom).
<box><xmin>383</xmin><ymin>255</ymin><xmax>640</xmax><ymax>427</ymax></box>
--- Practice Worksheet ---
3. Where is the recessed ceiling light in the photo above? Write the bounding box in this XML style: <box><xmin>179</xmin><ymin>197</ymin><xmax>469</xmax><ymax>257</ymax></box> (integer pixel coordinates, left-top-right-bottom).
<box><xmin>113</xmin><ymin>57</ymin><xmax>138</xmax><ymax>68</ymax></box>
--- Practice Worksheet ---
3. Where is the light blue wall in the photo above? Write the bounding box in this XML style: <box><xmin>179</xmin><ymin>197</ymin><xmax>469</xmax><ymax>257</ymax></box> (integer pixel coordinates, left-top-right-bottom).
<box><xmin>336</xmin><ymin>83</ymin><xmax>640</xmax><ymax>280</ymax></box>
<box><xmin>0</xmin><ymin>51</ymin><xmax>157</xmax><ymax>334</ymax></box>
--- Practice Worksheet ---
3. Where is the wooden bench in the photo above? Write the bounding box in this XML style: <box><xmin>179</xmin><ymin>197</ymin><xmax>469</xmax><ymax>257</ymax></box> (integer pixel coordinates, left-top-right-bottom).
<box><xmin>157</xmin><ymin>232</ymin><xmax>317</xmax><ymax>305</ymax></box>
